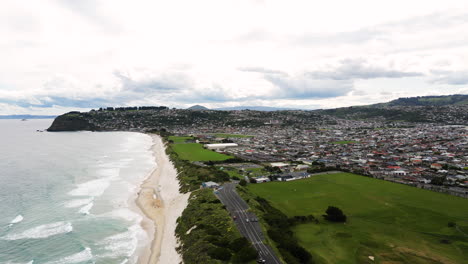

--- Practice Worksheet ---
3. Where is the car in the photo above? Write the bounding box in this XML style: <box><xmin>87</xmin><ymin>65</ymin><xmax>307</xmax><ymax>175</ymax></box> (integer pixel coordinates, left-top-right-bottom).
<box><xmin>257</xmin><ymin>258</ymin><xmax>266</xmax><ymax>263</ymax></box>
<box><xmin>246</xmin><ymin>218</ymin><xmax>249</xmax><ymax>222</ymax></box>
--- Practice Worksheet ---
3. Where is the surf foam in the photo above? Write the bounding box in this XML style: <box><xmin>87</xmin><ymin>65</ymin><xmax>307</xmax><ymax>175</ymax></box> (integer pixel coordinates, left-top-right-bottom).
<box><xmin>45</xmin><ymin>248</ymin><xmax>93</xmax><ymax>264</ymax></box>
<box><xmin>64</xmin><ymin>198</ymin><xmax>94</xmax><ymax>208</ymax></box>
<box><xmin>8</xmin><ymin>215</ymin><xmax>24</xmax><ymax>227</ymax></box>
<box><xmin>1</xmin><ymin>222</ymin><xmax>73</xmax><ymax>240</ymax></box>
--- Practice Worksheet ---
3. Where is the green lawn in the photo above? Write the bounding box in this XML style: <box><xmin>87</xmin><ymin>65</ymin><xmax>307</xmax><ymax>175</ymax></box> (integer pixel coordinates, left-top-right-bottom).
<box><xmin>248</xmin><ymin>173</ymin><xmax>468</xmax><ymax>264</ymax></box>
<box><xmin>168</xmin><ymin>136</ymin><xmax>194</xmax><ymax>143</ymax></box>
<box><xmin>332</xmin><ymin>140</ymin><xmax>358</xmax><ymax>144</ymax></box>
<box><xmin>211</xmin><ymin>133</ymin><xmax>254</xmax><ymax>138</ymax></box>
<box><xmin>172</xmin><ymin>143</ymin><xmax>232</xmax><ymax>161</ymax></box>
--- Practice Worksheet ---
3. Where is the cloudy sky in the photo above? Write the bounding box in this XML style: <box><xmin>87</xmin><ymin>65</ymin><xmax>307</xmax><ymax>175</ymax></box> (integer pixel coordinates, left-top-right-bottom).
<box><xmin>1</xmin><ymin>0</ymin><xmax>468</xmax><ymax>114</ymax></box>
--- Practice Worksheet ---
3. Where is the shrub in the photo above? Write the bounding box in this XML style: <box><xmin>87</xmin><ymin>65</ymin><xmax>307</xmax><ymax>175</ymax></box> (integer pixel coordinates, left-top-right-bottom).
<box><xmin>232</xmin><ymin>244</ymin><xmax>258</xmax><ymax>263</ymax></box>
<box><xmin>239</xmin><ymin>179</ymin><xmax>247</xmax><ymax>186</ymax></box>
<box><xmin>323</xmin><ymin>206</ymin><xmax>347</xmax><ymax>222</ymax></box>
<box><xmin>208</xmin><ymin>247</ymin><xmax>232</xmax><ymax>261</ymax></box>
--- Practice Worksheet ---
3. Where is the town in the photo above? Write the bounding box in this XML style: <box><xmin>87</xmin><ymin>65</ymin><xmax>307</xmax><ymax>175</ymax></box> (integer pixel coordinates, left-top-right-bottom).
<box><xmin>48</xmin><ymin>102</ymin><xmax>468</xmax><ymax>198</ymax></box>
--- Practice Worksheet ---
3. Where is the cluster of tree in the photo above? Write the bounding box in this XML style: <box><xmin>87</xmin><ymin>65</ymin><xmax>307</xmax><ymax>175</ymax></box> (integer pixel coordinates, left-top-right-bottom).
<box><xmin>288</xmin><ymin>215</ymin><xmax>318</xmax><ymax>225</ymax></box>
<box><xmin>264</xmin><ymin>165</ymin><xmax>282</xmax><ymax>174</ymax></box>
<box><xmin>255</xmin><ymin>197</ymin><xmax>314</xmax><ymax>264</ymax></box>
<box><xmin>98</xmin><ymin>106</ymin><xmax>169</xmax><ymax>111</ymax></box>
<box><xmin>307</xmin><ymin>166</ymin><xmax>336</xmax><ymax>174</ymax></box>
<box><xmin>323</xmin><ymin>206</ymin><xmax>347</xmax><ymax>222</ymax></box>
<box><xmin>204</xmin><ymin>157</ymin><xmax>247</xmax><ymax>165</ymax></box>
<box><xmin>431</xmin><ymin>176</ymin><xmax>446</xmax><ymax>186</ymax></box>
<box><xmin>175</xmin><ymin>189</ymin><xmax>257</xmax><ymax>263</ymax></box>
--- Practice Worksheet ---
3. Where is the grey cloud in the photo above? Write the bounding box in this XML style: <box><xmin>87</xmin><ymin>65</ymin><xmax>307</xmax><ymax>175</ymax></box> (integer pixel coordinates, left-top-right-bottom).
<box><xmin>431</xmin><ymin>70</ymin><xmax>468</xmax><ymax>85</ymax></box>
<box><xmin>264</xmin><ymin>74</ymin><xmax>353</xmax><ymax>99</ymax></box>
<box><xmin>307</xmin><ymin>59</ymin><xmax>423</xmax><ymax>80</ymax></box>
<box><xmin>113</xmin><ymin>71</ymin><xmax>186</xmax><ymax>94</ymax></box>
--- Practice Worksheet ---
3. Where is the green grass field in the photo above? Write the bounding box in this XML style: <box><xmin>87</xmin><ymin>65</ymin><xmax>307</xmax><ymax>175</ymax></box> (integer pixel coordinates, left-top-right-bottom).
<box><xmin>211</xmin><ymin>133</ymin><xmax>254</xmax><ymax>138</ymax></box>
<box><xmin>248</xmin><ymin>173</ymin><xmax>468</xmax><ymax>264</ymax></box>
<box><xmin>168</xmin><ymin>136</ymin><xmax>194</xmax><ymax>143</ymax></box>
<box><xmin>332</xmin><ymin>140</ymin><xmax>358</xmax><ymax>144</ymax></box>
<box><xmin>172</xmin><ymin>143</ymin><xmax>232</xmax><ymax>161</ymax></box>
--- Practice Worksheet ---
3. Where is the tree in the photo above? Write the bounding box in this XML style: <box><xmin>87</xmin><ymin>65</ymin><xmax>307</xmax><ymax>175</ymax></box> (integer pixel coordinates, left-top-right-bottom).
<box><xmin>431</xmin><ymin>176</ymin><xmax>446</xmax><ymax>186</ymax></box>
<box><xmin>207</xmin><ymin>247</ymin><xmax>232</xmax><ymax>261</ymax></box>
<box><xmin>232</xmin><ymin>244</ymin><xmax>258</xmax><ymax>263</ymax></box>
<box><xmin>323</xmin><ymin>206</ymin><xmax>347</xmax><ymax>222</ymax></box>
<box><xmin>239</xmin><ymin>179</ymin><xmax>247</xmax><ymax>186</ymax></box>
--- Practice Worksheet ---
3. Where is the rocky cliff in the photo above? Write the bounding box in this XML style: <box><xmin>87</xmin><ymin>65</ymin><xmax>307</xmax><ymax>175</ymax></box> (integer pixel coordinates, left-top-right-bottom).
<box><xmin>47</xmin><ymin>112</ymin><xmax>99</xmax><ymax>132</ymax></box>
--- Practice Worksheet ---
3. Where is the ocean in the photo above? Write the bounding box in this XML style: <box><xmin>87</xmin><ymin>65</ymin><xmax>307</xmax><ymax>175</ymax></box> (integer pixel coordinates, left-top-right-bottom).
<box><xmin>0</xmin><ymin>119</ymin><xmax>156</xmax><ymax>264</ymax></box>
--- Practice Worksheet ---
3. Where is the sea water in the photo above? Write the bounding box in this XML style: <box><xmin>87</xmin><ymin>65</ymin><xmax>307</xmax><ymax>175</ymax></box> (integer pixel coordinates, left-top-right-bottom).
<box><xmin>0</xmin><ymin>119</ymin><xmax>156</xmax><ymax>264</ymax></box>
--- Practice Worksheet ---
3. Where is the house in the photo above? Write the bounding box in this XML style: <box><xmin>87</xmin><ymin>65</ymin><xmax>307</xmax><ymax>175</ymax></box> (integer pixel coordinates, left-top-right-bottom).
<box><xmin>201</xmin><ymin>181</ymin><xmax>219</xmax><ymax>189</ymax></box>
<box><xmin>256</xmin><ymin>177</ymin><xmax>270</xmax><ymax>183</ymax></box>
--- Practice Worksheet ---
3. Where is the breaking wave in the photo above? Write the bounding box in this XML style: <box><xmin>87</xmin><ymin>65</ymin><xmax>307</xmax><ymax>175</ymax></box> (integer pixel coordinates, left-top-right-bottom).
<box><xmin>45</xmin><ymin>248</ymin><xmax>93</xmax><ymax>264</ymax></box>
<box><xmin>64</xmin><ymin>198</ymin><xmax>94</xmax><ymax>208</ymax></box>
<box><xmin>1</xmin><ymin>222</ymin><xmax>73</xmax><ymax>240</ymax></box>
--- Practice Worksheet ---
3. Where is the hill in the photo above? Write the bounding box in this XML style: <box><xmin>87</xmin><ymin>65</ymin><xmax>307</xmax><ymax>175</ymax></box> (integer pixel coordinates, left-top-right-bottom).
<box><xmin>374</xmin><ymin>94</ymin><xmax>468</xmax><ymax>107</ymax></box>
<box><xmin>318</xmin><ymin>94</ymin><xmax>468</xmax><ymax>124</ymax></box>
<box><xmin>187</xmin><ymin>105</ymin><xmax>209</xmax><ymax>110</ymax></box>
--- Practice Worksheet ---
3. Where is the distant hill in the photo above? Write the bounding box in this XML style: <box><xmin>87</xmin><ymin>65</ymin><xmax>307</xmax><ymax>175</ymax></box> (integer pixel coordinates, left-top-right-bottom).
<box><xmin>187</xmin><ymin>105</ymin><xmax>209</xmax><ymax>110</ymax></box>
<box><xmin>214</xmin><ymin>106</ymin><xmax>299</xmax><ymax>111</ymax></box>
<box><xmin>0</xmin><ymin>115</ymin><xmax>56</xmax><ymax>119</ymax></box>
<box><xmin>318</xmin><ymin>94</ymin><xmax>468</xmax><ymax>124</ymax></box>
<box><xmin>374</xmin><ymin>94</ymin><xmax>468</xmax><ymax>107</ymax></box>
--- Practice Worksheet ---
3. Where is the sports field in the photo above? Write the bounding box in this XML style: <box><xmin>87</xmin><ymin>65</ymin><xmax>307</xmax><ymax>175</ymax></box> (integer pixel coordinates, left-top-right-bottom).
<box><xmin>248</xmin><ymin>172</ymin><xmax>468</xmax><ymax>264</ymax></box>
<box><xmin>171</xmin><ymin>143</ymin><xmax>232</xmax><ymax>161</ymax></box>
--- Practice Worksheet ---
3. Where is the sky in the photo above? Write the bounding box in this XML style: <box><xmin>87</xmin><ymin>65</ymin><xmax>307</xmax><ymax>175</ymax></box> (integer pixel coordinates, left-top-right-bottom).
<box><xmin>1</xmin><ymin>0</ymin><xmax>468</xmax><ymax>115</ymax></box>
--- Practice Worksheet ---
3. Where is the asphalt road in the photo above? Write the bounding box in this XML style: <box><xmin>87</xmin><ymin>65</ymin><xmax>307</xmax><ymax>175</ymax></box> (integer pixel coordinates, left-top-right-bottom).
<box><xmin>216</xmin><ymin>183</ymin><xmax>282</xmax><ymax>264</ymax></box>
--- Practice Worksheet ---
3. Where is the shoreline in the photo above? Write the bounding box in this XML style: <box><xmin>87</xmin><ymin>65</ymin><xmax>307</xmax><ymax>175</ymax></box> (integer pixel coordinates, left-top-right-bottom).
<box><xmin>134</xmin><ymin>134</ymin><xmax>190</xmax><ymax>264</ymax></box>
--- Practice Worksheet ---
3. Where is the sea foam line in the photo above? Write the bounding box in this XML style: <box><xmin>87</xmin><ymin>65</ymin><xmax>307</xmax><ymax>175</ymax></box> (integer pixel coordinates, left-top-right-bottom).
<box><xmin>45</xmin><ymin>248</ymin><xmax>93</xmax><ymax>264</ymax></box>
<box><xmin>1</xmin><ymin>222</ymin><xmax>73</xmax><ymax>240</ymax></box>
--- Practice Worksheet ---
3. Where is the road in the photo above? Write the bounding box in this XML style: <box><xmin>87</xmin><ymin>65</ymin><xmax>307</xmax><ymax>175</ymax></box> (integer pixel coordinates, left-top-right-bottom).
<box><xmin>216</xmin><ymin>183</ymin><xmax>282</xmax><ymax>264</ymax></box>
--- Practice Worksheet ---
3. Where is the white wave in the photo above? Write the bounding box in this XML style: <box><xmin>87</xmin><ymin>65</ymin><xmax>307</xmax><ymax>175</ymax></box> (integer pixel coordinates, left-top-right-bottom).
<box><xmin>96</xmin><ymin>225</ymin><xmax>146</xmax><ymax>258</ymax></box>
<box><xmin>102</xmin><ymin>208</ymin><xmax>142</xmax><ymax>223</ymax></box>
<box><xmin>78</xmin><ymin>202</ymin><xmax>94</xmax><ymax>215</ymax></box>
<box><xmin>68</xmin><ymin>178</ymin><xmax>112</xmax><ymax>197</ymax></box>
<box><xmin>9</xmin><ymin>215</ymin><xmax>24</xmax><ymax>225</ymax></box>
<box><xmin>1</xmin><ymin>222</ymin><xmax>73</xmax><ymax>240</ymax></box>
<box><xmin>45</xmin><ymin>248</ymin><xmax>93</xmax><ymax>264</ymax></box>
<box><xmin>64</xmin><ymin>198</ymin><xmax>94</xmax><ymax>208</ymax></box>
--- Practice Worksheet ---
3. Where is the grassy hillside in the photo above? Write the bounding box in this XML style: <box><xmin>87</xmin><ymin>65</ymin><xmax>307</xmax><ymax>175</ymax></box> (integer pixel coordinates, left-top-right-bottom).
<box><xmin>380</xmin><ymin>94</ymin><xmax>468</xmax><ymax>107</ymax></box>
<box><xmin>247</xmin><ymin>173</ymin><xmax>468</xmax><ymax>264</ymax></box>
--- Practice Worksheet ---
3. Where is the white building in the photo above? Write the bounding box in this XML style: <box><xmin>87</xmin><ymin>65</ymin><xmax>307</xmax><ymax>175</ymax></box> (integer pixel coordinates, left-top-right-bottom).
<box><xmin>205</xmin><ymin>143</ymin><xmax>238</xmax><ymax>150</ymax></box>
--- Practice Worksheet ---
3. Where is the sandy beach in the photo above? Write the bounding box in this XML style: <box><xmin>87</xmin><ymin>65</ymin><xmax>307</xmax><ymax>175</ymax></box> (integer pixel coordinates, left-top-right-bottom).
<box><xmin>135</xmin><ymin>134</ymin><xmax>190</xmax><ymax>264</ymax></box>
